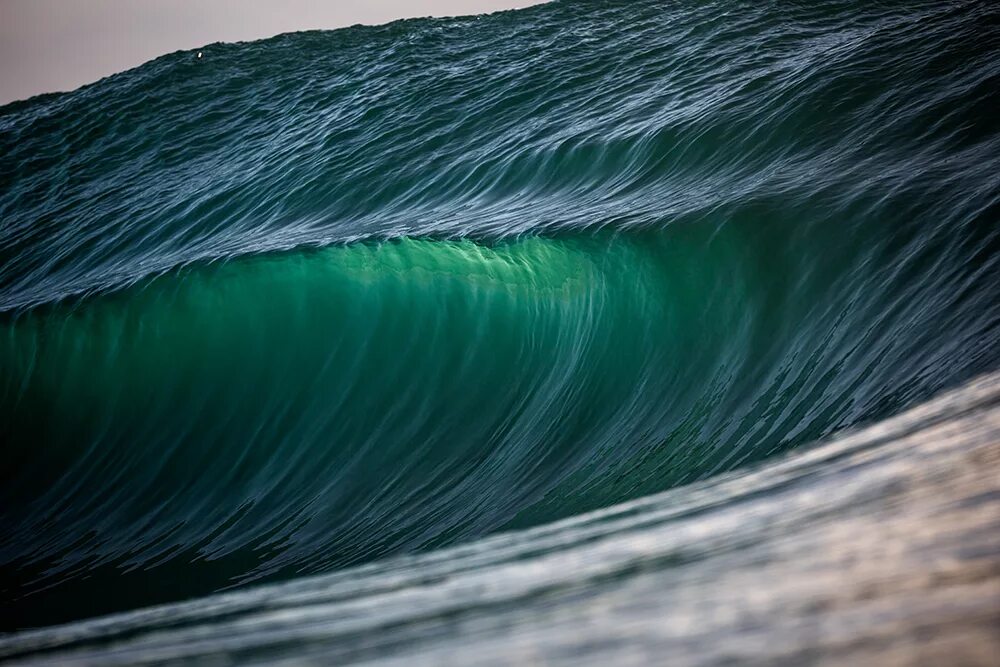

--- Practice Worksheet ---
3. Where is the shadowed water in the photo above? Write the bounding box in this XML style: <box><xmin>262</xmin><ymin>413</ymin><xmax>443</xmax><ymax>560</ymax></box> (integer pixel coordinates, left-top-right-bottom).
<box><xmin>1</xmin><ymin>373</ymin><xmax>998</xmax><ymax>665</ymax></box>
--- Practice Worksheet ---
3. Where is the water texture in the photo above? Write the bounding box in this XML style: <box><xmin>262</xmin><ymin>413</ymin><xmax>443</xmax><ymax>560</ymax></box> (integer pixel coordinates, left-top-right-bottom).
<box><xmin>1</xmin><ymin>0</ymin><xmax>998</xmax><ymax>632</ymax></box>
<box><xmin>2</xmin><ymin>373</ymin><xmax>998</xmax><ymax>665</ymax></box>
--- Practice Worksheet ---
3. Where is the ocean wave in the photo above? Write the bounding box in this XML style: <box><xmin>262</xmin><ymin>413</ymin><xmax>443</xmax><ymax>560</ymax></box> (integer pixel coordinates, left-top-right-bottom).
<box><xmin>1</xmin><ymin>0</ymin><xmax>998</xmax><ymax>635</ymax></box>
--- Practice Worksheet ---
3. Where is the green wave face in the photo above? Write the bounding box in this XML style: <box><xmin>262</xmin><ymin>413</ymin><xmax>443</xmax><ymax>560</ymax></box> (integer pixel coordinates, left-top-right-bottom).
<box><xmin>1</xmin><ymin>0</ymin><xmax>998</xmax><ymax>634</ymax></box>
<box><xmin>5</xmin><ymin>231</ymin><xmax>734</xmax><ymax>551</ymax></box>
<box><xmin>4</xmin><ymin>215</ymin><xmax>995</xmax><ymax>627</ymax></box>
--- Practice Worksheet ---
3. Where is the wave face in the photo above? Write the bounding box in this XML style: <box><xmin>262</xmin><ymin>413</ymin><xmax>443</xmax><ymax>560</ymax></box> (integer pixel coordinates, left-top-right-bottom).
<box><xmin>1</xmin><ymin>0</ymin><xmax>998</xmax><ymax>631</ymax></box>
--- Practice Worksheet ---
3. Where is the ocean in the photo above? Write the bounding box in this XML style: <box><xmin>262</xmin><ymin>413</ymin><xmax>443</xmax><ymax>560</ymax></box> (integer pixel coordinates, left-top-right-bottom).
<box><xmin>1</xmin><ymin>0</ymin><xmax>998</xmax><ymax>662</ymax></box>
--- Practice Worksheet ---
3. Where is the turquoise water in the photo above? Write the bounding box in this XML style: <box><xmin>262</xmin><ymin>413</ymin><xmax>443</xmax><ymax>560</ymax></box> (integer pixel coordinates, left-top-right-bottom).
<box><xmin>1</xmin><ymin>0</ymin><xmax>998</xmax><ymax>632</ymax></box>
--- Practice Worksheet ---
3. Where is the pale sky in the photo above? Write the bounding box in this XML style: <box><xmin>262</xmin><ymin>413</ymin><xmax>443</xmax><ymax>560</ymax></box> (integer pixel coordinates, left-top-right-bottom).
<box><xmin>0</xmin><ymin>1</ymin><xmax>547</xmax><ymax>106</ymax></box>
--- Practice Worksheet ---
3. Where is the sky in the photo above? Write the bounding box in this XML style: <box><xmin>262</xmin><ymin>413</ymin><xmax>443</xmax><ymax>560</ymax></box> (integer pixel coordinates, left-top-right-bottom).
<box><xmin>0</xmin><ymin>1</ymin><xmax>546</xmax><ymax>106</ymax></box>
